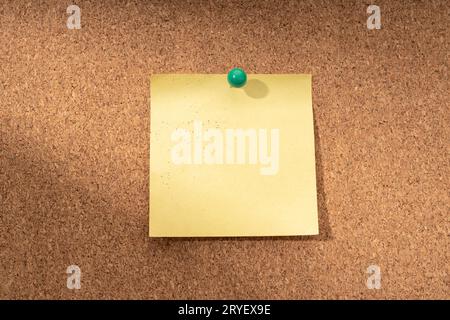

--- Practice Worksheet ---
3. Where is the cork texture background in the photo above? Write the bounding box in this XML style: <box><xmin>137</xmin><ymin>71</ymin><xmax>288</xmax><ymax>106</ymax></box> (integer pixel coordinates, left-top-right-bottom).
<box><xmin>0</xmin><ymin>0</ymin><xmax>448</xmax><ymax>299</ymax></box>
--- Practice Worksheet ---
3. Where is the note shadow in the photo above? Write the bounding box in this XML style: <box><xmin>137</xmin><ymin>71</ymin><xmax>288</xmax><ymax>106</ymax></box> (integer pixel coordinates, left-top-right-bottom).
<box><xmin>150</xmin><ymin>108</ymin><xmax>332</xmax><ymax>242</ymax></box>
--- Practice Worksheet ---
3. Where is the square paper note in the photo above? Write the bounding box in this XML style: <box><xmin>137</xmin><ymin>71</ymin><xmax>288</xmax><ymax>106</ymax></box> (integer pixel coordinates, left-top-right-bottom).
<box><xmin>150</xmin><ymin>74</ymin><xmax>318</xmax><ymax>237</ymax></box>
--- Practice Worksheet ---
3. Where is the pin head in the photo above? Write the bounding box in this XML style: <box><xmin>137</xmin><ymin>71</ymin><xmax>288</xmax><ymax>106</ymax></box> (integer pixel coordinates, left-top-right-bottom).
<box><xmin>227</xmin><ymin>68</ymin><xmax>247</xmax><ymax>88</ymax></box>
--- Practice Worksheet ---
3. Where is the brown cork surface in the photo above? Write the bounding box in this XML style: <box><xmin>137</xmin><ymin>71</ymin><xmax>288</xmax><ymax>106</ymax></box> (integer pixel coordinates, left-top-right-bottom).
<box><xmin>0</xmin><ymin>0</ymin><xmax>448</xmax><ymax>299</ymax></box>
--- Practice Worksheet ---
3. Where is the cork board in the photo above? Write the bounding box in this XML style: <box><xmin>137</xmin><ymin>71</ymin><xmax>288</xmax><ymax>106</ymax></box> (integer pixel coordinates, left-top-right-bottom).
<box><xmin>0</xmin><ymin>0</ymin><xmax>448</xmax><ymax>299</ymax></box>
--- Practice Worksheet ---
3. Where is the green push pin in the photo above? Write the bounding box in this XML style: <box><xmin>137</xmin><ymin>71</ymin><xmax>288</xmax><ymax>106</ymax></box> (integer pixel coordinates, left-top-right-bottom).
<box><xmin>227</xmin><ymin>68</ymin><xmax>247</xmax><ymax>88</ymax></box>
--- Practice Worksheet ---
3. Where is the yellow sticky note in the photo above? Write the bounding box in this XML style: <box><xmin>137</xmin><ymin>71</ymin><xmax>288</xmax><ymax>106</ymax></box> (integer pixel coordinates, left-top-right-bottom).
<box><xmin>150</xmin><ymin>74</ymin><xmax>318</xmax><ymax>237</ymax></box>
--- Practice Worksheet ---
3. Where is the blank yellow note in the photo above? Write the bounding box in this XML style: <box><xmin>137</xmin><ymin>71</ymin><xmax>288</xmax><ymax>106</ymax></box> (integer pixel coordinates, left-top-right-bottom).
<box><xmin>150</xmin><ymin>74</ymin><xmax>318</xmax><ymax>237</ymax></box>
